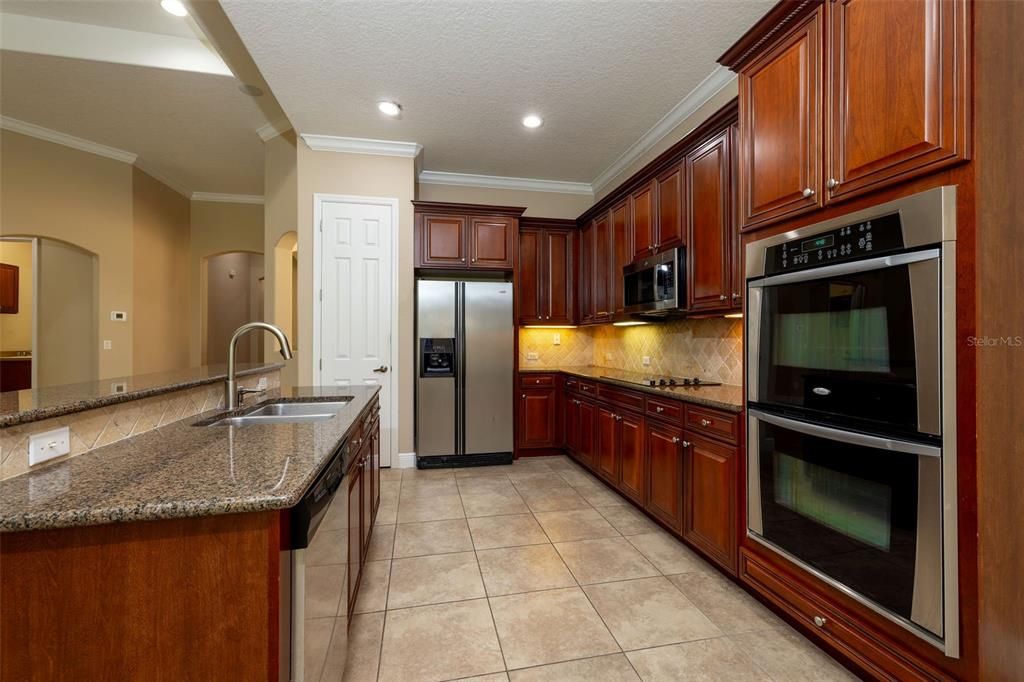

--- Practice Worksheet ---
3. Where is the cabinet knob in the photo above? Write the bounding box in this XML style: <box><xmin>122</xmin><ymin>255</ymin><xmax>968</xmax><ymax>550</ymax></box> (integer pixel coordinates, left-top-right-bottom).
<box><xmin>814</xmin><ymin>616</ymin><xmax>828</xmax><ymax>628</ymax></box>
<box><xmin>732</xmin><ymin>293</ymin><xmax>740</xmax><ymax>300</ymax></box>
<box><xmin>615</xmin><ymin>414</ymin><xmax>623</xmax><ymax>421</ymax></box>
<box><xmin>701</xmin><ymin>418</ymin><xmax>712</xmax><ymax>427</ymax></box>
<box><xmin>827</xmin><ymin>178</ymin><xmax>839</xmax><ymax>190</ymax></box>
<box><xmin>719</xmin><ymin>294</ymin><xmax>728</xmax><ymax>302</ymax></box>
<box><xmin>655</xmin><ymin>406</ymin><xmax>664</xmax><ymax>413</ymax></box>
<box><xmin>521</xmin><ymin>394</ymin><xmax>526</xmax><ymax>399</ymax></box>
<box><xmin>681</xmin><ymin>440</ymin><xmax>691</xmax><ymax>448</ymax></box>
<box><xmin>802</xmin><ymin>187</ymin><xmax>815</xmax><ymax>198</ymax></box>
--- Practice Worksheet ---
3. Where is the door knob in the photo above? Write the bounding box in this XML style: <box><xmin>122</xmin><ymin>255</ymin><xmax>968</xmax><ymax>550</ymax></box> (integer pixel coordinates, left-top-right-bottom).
<box><xmin>802</xmin><ymin>187</ymin><xmax>815</xmax><ymax>198</ymax></box>
<box><xmin>373</xmin><ymin>365</ymin><xmax>389</xmax><ymax>373</ymax></box>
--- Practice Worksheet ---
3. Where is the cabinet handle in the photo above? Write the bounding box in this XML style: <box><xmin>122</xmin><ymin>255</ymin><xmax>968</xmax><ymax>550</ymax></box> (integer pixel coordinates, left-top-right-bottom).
<box><xmin>802</xmin><ymin>187</ymin><xmax>815</xmax><ymax>198</ymax></box>
<box><xmin>719</xmin><ymin>294</ymin><xmax>728</xmax><ymax>302</ymax></box>
<box><xmin>827</xmin><ymin>178</ymin><xmax>839</xmax><ymax>190</ymax></box>
<box><xmin>814</xmin><ymin>616</ymin><xmax>828</xmax><ymax>628</ymax></box>
<box><xmin>655</xmin><ymin>406</ymin><xmax>664</xmax><ymax>413</ymax></box>
<box><xmin>701</xmin><ymin>418</ymin><xmax>712</xmax><ymax>427</ymax></box>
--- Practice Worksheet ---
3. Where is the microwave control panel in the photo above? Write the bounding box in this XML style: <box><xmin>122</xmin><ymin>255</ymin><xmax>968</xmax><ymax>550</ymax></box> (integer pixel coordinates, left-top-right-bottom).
<box><xmin>764</xmin><ymin>212</ymin><xmax>905</xmax><ymax>276</ymax></box>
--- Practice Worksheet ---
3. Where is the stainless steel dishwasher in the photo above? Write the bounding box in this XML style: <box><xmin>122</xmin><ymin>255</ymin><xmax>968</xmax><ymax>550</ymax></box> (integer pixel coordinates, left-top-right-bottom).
<box><xmin>281</xmin><ymin>437</ymin><xmax>351</xmax><ymax>681</ymax></box>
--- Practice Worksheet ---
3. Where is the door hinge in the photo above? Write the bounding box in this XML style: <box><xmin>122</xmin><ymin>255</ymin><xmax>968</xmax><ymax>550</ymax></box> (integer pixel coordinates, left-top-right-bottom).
<box><xmin>319</xmin><ymin>219</ymin><xmax>323</xmax><ymax>233</ymax></box>
<box><xmin>319</xmin><ymin>289</ymin><xmax>323</xmax><ymax>302</ymax></box>
<box><xmin>319</xmin><ymin>359</ymin><xmax>323</xmax><ymax>370</ymax></box>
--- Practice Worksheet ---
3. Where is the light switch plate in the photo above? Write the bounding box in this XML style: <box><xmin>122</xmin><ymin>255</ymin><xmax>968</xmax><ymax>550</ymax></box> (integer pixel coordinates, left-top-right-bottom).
<box><xmin>29</xmin><ymin>427</ymin><xmax>71</xmax><ymax>466</ymax></box>
<box><xmin>103</xmin><ymin>340</ymin><xmax>112</xmax><ymax>350</ymax></box>
<box><xmin>553</xmin><ymin>333</ymin><xmax>561</xmax><ymax>345</ymax></box>
<box><xmin>642</xmin><ymin>356</ymin><xmax>651</xmax><ymax>366</ymax></box>
<box><xmin>257</xmin><ymin>377</ymin><xmax>268</xmax><ymax>390</ymax></box>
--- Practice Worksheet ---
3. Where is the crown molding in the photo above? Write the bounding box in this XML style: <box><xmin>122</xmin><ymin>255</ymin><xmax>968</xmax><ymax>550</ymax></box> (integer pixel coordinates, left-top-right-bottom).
<box><xmin>1</xmin><ymin>116</ymin><xmax>137</xmax><ymax>164</ymax></box>
<box><xmin>300</xmin><ymin>134</ymin><xmax>423</xmax><ymax>158</ymax></box>
<box><xmin>591</xmin><ymin>66</ymin><xmax>737</xmax><ymax>195</ymax></box>
<box><xmin>257</xmin><ymin>119</ymin><xmax>292</xmax><ymax>142</ymax></box>
<box><xmin>418</xmin><ymin>170</ymin><xmax>593</xmax><ymax>196</ymax></box>
<box><xmin>133</xmin><ymin>160</ymin><xmax>191</xmax><ymax>197</ymax></box>
<box><xmin>191</xmin><ymin>192</ymin><xmax>264</xmax><ymax>205</ymax></box>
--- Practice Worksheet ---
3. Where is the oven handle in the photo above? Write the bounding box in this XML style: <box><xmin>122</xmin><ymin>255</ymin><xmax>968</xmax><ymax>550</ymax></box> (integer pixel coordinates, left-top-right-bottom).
<box><xmin>748</xmin><ymin>409</ymin><xmax>941</xmax><ymax>457</ymax></box>
<box><xmin>748</xmin><ymin>249</ymin><xmax>940</xmax><ymax>288</ymax></box>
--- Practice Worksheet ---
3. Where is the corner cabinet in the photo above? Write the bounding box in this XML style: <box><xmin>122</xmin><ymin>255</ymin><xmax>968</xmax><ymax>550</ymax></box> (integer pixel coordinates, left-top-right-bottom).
<box><xmin>413</xmin><ymin>201</ymin><xmax>524</xmax><ymax>270</ymax></box>
<box><xmin>517</xmin><ymin>219</ymin><xmax>575</xmax><ymax>326</ymax></box>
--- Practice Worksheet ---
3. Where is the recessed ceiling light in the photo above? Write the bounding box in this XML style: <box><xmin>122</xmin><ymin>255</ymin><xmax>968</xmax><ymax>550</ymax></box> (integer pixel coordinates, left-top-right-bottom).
<box><xmin>160</xmin><ymin>0</ymin><xmax>188</xmax><ymax>17</ymax></box>
<box><xmin>378</xmin><ymin>101</ymin><xmax>402</xmax><ymax>117</ymax></box>
<box><xmin>522</xmin><ymin>114</ymin><xmax>543</xmax><ymax>129</ymax></box>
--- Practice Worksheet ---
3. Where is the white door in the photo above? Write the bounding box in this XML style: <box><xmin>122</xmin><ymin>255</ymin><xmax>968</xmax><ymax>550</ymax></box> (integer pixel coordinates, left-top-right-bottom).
<box><xmin>317</xmin><ymin>197</ymin><xmax>396</xmax><ymax>467</ymax></box>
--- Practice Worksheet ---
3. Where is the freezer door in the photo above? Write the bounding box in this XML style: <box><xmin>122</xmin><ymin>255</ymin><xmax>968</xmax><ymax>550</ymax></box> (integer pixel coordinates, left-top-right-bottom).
<box><xmin>416</xmin><ymin>280</ymin><xmax>457</xmax><ymax>456</ymax></box>
<box><xmin>463</xmin><ymin>281</ymin><xmax>514</xmax><ymax>455</ymax></box>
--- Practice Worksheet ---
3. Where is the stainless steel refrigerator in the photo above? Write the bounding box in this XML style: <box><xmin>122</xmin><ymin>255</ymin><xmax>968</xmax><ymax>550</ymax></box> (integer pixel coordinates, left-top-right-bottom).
<box><xmin>415</xmin><ymin>279</ymin><xmax>514</xmax><ymax>468</ymax></box>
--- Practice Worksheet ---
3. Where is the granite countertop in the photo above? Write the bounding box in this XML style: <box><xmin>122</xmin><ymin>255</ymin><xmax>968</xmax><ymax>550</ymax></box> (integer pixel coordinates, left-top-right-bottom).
<box><xmin>0</xmin><ymin>362</ymin><xmax>285</xmax><ymax>428</ymax></box>
<box><xmin>0</xmin><ymin>385</ymin><xmax>379</xmax><ymax>533</ymax></box>
<box><xmin>520</xmin><ymin>365</ymin><xmax>744</xmax><ymax>413</ymax></box>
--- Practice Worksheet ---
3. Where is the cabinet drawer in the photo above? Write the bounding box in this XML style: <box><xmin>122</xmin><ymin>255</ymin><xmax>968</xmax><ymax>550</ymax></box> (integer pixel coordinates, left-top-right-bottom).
<box><xmin>646</xmin><ymin>396</ymin><xmax>683</xmax><ymax>423</ymax></box>
<box><xmin>563</xmin><ymin>375</ymin><xmax>579</xmax><ymax>392</ymax></box>
<box><xmin>597</xmin><ymin>383</ymin><xmax>645</xmax><ymax>412</ymax></box>
<box><xmin>575</xmin><ymin>379</ymin><xmax>598</xmax><ymax>397</ymax></box>
<box><xmin>684</xmin><ymin>405</ymin><xmax>739</xmax><ymax>444</ymax></box>
<box><xmin>520</xmin><ymin>373</ymin><xmax>556</xmax><ymax>388</ymax></box>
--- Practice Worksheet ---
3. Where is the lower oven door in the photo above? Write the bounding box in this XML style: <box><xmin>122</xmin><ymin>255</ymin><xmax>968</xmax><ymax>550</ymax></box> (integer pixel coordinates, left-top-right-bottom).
<box><xmin>747</xmin><ymin>409</ymin><xmax>947</xmax><ymax>645</ymax></box>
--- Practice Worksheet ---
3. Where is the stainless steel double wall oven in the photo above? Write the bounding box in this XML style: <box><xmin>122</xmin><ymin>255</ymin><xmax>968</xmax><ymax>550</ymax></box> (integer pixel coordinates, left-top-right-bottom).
<box><xmin>745</xmin><ymin>187</ymin><xmax>959</xmax><ymax>656</ymax></box>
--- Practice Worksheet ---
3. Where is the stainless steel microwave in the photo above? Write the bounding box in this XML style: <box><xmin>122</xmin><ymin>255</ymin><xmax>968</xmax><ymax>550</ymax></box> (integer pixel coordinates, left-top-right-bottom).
<box><xmin>623</xmin><ymin>247</ymin><xmax>685</xmax><ymax>314</ymax></box>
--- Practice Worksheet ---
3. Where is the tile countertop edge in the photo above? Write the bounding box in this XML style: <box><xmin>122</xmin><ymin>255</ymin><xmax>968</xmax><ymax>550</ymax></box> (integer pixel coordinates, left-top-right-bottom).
<box><xmin>0</xmin><ymin>363</ymin><xmax>286</xmax><ymax>428</ymax></box>
<box><xmin>0</xmin><ymin>385</ymin><xmax>380</xmax><ymax>534</ymax></box>
<box><xmin>519</xmin><ymin>365</ymin><xmax>744</xmax><ymax>413</ymax></box>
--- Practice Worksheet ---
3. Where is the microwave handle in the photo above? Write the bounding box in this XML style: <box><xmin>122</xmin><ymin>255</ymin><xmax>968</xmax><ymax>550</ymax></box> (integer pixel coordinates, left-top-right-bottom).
<box><xmin>748</xmin><ymin>249</ymin><xmax>941</xmax><ymax>289</ymax></box>
<box><xmin>748</xmin><ymin>409</ymin><xmax>941</xmax><ymax>457</ymax></box>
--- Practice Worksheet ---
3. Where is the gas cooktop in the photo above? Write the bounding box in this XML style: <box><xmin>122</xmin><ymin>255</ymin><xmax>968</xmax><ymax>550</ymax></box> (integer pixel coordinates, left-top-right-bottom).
<box><xmin>605</xmin><ymin>375</ymin><xmax>722</xmax><ymax>388</ymax></box>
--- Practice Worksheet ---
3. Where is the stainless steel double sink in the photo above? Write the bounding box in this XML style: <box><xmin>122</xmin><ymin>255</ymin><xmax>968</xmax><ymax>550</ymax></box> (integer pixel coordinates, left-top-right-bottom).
<box><xmin>197</xmin><ymin>398</ymin><xmax>352</xmax><ymax>427</ymax></box>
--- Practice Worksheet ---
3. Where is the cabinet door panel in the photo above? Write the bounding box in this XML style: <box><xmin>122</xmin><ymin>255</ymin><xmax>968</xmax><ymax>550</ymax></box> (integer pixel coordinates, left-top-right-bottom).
<box><xmin>0</xmin><ymin>263</ymin><xmax>18</xmax><ymax>313</ymax></box>
<box><xmin>579</xmin><ymin>222</ymin><xmax>595</xmax><ymax>323</ymax></box>
<box><xmin>518</xmin><ymin>388</ymin><xmax>556</xmax><ymax>448</ymax></box>
<box><xmin>610</xmin><ymin>201</ymin><xmax>629</xmax><ymax>317</ymax></box>
<box><xmin>656</xmin><ymin>166</ymin><xmax>684</xmax><ymax>250</ymax></box>
<box><xmin>347</xmin><ymin>461</ymin><xmax>363</xmax><ymax>612</ymax></box>
<box><xmin>687</xmin><ymin>131</ymin><xmax>732</xmax><ymax>311</ymax></box>
<box><xmin>470</xmin><ymin>216</ymin><xmax>514</xmax><ymax>269</ymax></box>
<box><xmin>828</xmin><ymin>0</ymin><xmax>969</xmax><ymax>200</ymax></box>
<box><xmin>418</xmin><ymin>214</ymin><xmax>466</xmax><ymax>267</ymax></box>
<box><xmin>593</xmin><ymin>215</ymin><xmax>612</xmax><ymax>320</ymax></box>
<box><xmin>517</xmin><ymin>229</ymin><xmax>543</xmax><ymax>324</ymax></box>
<box><xmin>361</xmin><ymin>448</ymin><xmax>372</xmax><ymax>551</ymax></box>
<box><xmin>739</xmin><ymin>7</ymin><xmax>823</xmax><ymax>229</ymax></box>
<box><xmin>596</xmin><ymin>407</ymin><xmax>618</xmax><ymax>482</ymax></box>
<box><xmin>630</xmin><ymin>181</ymin><xmax>656</xmax><ymax>260</ymax></box>
<box><xmin>683</xmin><ymin>433</ymin><xmax>737</xmax><ymax>572</ymax></box>
<box><xmin>545</xmin><ymin>230</ymin><xmax>574</xmax><ymax>324</ymax></box>
<box><xmin>578</xmin><ymin>400</ymin><xmax>596</xmax><ymax>468</ymax></box>
<box><xmin>562</xmin><ymin>394</ymin><xmax>579</xmax><ymax>453</ymax></box>
<box><xmin>645</xmin><ymin>422</ymin><xmax>683</xmax><ymax>532</ymax></box>
<box><xmin>618</xmin><ymin>412</ymin><xmax>645</xmax><ymax>504</ymax></box>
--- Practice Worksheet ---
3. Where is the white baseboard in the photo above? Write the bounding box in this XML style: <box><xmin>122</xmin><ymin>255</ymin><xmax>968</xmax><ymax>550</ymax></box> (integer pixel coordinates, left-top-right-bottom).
<box><xmin>396</xmin><ymin>452</ymin><xmax>417</xmax><ymax>469</ymax></box>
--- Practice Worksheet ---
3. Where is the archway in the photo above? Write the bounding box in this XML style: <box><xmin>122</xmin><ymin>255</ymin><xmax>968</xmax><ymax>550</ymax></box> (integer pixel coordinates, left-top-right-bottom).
<box><xmin>201</xmin><ymin>250</ymin><xmax>265</xmax><ymax>365</ymax></box>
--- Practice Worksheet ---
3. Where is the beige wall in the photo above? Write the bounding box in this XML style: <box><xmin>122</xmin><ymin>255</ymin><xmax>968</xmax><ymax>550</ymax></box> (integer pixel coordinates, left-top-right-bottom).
<box><xmin>131</xmin><ymin>167</ymin><xmax>191</xmax><ymax>375</ymax></box>
<box><xmin>0</xmin><ymin>240</ymin><xmax>33</xmax><ymax>352</ymax></box>
<box><xmin>296</xmin><ymin>142</ymin><xmax>416</xmax><ymax>454</ymax></box>
<box><xmin>205</xmin><ymin>251</ymin><xmax>264</xmax><ymax>364</ymax></box>
<box><xmin>594</xmin><ymin>80</ymin><xmax>739</xmax><ymax>201</ymax></box>
<box><xmin>263</xmin><ymin>131</ymin><xmax>300</xmax><ymax>387</ymax></box>
<box><xmin>189</xmin><ymin>199</ymin><xmax>264</xmax><ymax>365</ymax></box>
<box><xmin>415</xmin><ymin>183</ymin><xmax>593</xmax><ymax>219</ymax></box>
<box><xmin>0</xmin><ymin>131</ymin><xmax>133</xmax><ymax>379</ymax></box>
<box><xmin>36</xmin><ymin>238</ymin><xmax>98</xmax><ymax>387</ymax></box>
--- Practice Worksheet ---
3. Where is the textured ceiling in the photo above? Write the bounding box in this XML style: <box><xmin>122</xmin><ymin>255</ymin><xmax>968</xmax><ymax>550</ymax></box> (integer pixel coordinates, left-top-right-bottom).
<box><xmin>0</xmin><ymin>0</ymin><xmax>198</xmax><ymax>38</ymax></box>
<box><xmin>1</xmin><ymin>50</ymin><xmax>267</xmax><ymax>194</ymax></box>
<box><xmin>220</xmin><ymin>0</ymin><xmax>772</xmax><ymax>183</ymax></box>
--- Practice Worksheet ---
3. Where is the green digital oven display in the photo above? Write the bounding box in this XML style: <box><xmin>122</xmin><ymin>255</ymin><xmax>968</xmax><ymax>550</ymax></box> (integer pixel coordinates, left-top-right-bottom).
<box><xmin>801</xmin><ymin>235</ymin><xmax>835</xmax><ymax>253</ymax></box>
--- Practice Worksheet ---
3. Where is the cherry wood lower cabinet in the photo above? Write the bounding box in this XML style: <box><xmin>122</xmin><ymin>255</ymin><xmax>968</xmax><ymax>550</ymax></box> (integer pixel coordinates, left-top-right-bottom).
<box><xmin>645</xmin><ymin>419</ymin><xmax>685</xmax><ymax>532</ymax></box>
<box><xmin>617</xmin><ymin>411</ymin><xmax>645</xmax><ymax>504</ymax></box>
<box><xmin>596</xmin><ymin>406</ymin><xmax>619</xmax><ymax>482</ymax></box>
<box><xmin>518</xmin><ymin>387</ymin><xmax>558</xmax><ymax>449</ymax></box>
<box><xmin>682</xmin><ymin>432</ymin><xmax>737</xmax><ymax>573</ymax></box>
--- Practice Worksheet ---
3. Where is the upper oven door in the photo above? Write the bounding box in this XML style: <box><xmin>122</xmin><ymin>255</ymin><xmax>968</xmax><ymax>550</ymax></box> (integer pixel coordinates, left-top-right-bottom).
<box><xmin>748</xmin><ymin>250</ymin><xmax>941</xmax><ymax>438</ymax></box>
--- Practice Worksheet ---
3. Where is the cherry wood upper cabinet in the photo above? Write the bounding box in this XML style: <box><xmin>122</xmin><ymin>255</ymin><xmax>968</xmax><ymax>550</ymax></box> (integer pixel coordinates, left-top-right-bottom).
<box><xmin>592</xmin><ymin>214</ymin><xmax>612</xmax><ymax>321</ymax></box>
<box><xmin>729</xmin><ymin>123</ymin><xmax>743</xmax><ymax>307</ymax></box>
<box><xmin>683</xmin><ymin>432</ymin><xmax>737</xmax><ymax>574</ymax></box>
<box><xmin>517</xmin><ymin>229</ymin><xmax>542</xmax><ymax>324</ymax></box>
<box><xmin>517</xmin><ymin>220</ymin><xmax>575</xmax><ymax>326</ymax></box>
<box><xmin>579</xmin><ymin>221</ymin><xmax>595</xmax><ymax>324</ymax></box>
<box><xmin>0</xmin><ymin>263</ymin><xmax>19</xmax><ymax>314</ymax></box>
<box><xmin>469</xmin><ymin>216</ymin><xmax>514</xmax><ymax>269</ymax></box>
<box><xmin>656</xmin><ymin>165</ymin><xmax>685</xmax><ymax>251</ymax></box>
<box><xmin>826</xmin><ymin>0</ymin><xmax>970</xmax><ymax>201</ymax></box>
<box><xmin>737</xmin><ymin>5</ymin><xmax>824</xmax><ymax>230</ymax></box>
<box><xmin>645</xmin><ymin>420</ymin><xmax>684</xmax><ymax>532</ymax></box>
<box><xmin>610</xmin><ymin>200</ymin><xmax>630</xmax><ymax>317</ymax></box>
<box><xmin>544</xmin><ymin>229</ymin><xmax>575</xmax><ymax>325</ymax></box>
<box><xmin>686</xmin><ymin>130</ymin><xmax>732</xmax><ymax>312</ymax></box>
<box><xmin>413</xmin><ymin>201</ymin><xmax>525</xmax><ymax>270</ymax></box>
<box><xmin>630</xmin><ymin>180</ymin><xmax>656</xmax><ymax>260</ymax></box>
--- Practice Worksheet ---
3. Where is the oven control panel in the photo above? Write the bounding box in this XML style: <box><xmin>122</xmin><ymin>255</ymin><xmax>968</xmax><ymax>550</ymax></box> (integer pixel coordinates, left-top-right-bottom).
<box><xmin>764</xmin><ymin>212</ymin><xmax>905</xmax><ymax>276</ymax></box>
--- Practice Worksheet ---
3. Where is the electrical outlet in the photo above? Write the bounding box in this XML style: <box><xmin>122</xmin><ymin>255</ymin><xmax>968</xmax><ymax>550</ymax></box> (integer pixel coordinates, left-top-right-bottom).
<box><xmin>257</xmin><ymin>377</ymin><xmax>268</xmax><ymax>390</ymax></box>
<box><xmin>110</xmin><ymin>382</ymin><xmax>127</xmax><ymax>393</ymax></box>
<box><xmin>642</xmin><ymin>356</ymin><xmax>651</xmax><ymax>366</ymax></box>
<box><xmin>29</xmin><ymin>427</ymin><xmax>71</xmax><ymax>466</ymax></box>
<box><xmin>553</xmin><ymin>333</ymin><xmax>561</xmax><ymax>346</ymax></box>
<box><xmin>103</xmin><ymin>340</ymin><xmax>112</xmax><ymax>350</ymax></box>
<box><xmin>526</xmin><ymin>352</ymin><xmax>539</xmax><ymax>361</ymax></box>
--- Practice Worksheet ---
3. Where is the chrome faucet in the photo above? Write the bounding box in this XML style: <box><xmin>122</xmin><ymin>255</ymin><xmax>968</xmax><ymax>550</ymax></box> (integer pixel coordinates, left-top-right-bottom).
<box><xmin>225</xmin><ymin>322</ymin><xmax>293</xmax><ymax>410</ymax></box>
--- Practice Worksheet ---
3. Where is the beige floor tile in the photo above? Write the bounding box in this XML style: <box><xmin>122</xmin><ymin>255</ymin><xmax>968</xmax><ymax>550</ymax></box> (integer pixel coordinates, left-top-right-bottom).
<box><xmin>401</xmin><ymin>477</ymin><xmax>461</xmax><ymax>498</ymax></box>
<box><xmin>508</xmin><ymin>471</ymin><xmax>567</xmax><ymax>489</ymax></box>
<box><xmin>554</xmin><ymin>537</ymin><xmax>659</xmax><ymax>585</ymax></box>
<box><xmin>729</xmin><ymin>627</ymin><xmax>858</xmax><ymax>681</ymax></box>
<box><xmin>458</xmin><ymin>476</ymin><xmax>520</xmax><ymax>495</ymax></box>
<box><xmin>626</xmin><ymin>638</ymin><xmax>771</xmax><ymax>681</ymax></box>
<box><xmin>367</xmin><ymin>524</ymin><xmax>396</xmax><ymax>561</ymax></box>
<box><xmin>468</xmin><ymin>513</ymin><xmax>549</xmax><ymax>550</ymax></box>
<box><xmin>490</xmin><ymin>586</ymin><xmax>619</xmax><ymax>670</ymax></box>
<box><xmin>508</xmin><ymin>653</ymin><xmax>640</xmax><ymax>681</ymax></box>
<box><xmin>583</xmin><ymin>577</ymin><xmax>721</xmax><ymax>650</ymax></box>
<box><xmin>519</xmin><ymin>486</ymin><xmax>592</xmax><ymax>513</ymax></box>
<box><xmin>454</xmin><ymin>674</ymin><xmax>510</xmax><ymax>682</ymax></box>
<box><xmin>376</xmin><ymin>500</ymin><xmax>399</xmax><ymax>526</ymax></box>
<box><xmin>397</xmin><ymin>493</ymin><xmax>465</xmax><ymax>523</ymax></box>
<box><xmin>597</xmin><ymin>505</ymin><xmax>660</xmax><ymax>536</ymax></box>
<box><xmin>557</xmin><ymin>469</ymin><xmax>601</xmax><ymax>488</ymax></box>
<box><xmin>478</xmin><ymin>544</ymin><xmax>576</xmax><ymax>596</ymax></box>
<box><xmin>378</xmin><ymin>599</ymin><xmax>505</xmax><ymax>682</ymax></box>
<box><xmin>626</xmin><ymin>532</ymin><xmax>711</xmax><ymax>575</ymax></box>
<box><xmin>534</xmin><ymin>508</ymin><xmax>620</xmax><ymax>542</ymax></box>
<box><xmin>387</xmin><ymin>551</ymin><xmax>485</xmax><ymax>609</ymax></box>
<box><xmin>381</xmin><ymin>481</ymin><xmax>401</xmax><ymax>502</ymax></box>
<box><xmin>401</xmin><ymin>468</ymin><xmax>456</xmax><ymax>481</ymax></box>
<box><xmin>306</xmin><ymin>529</ymin><xmax>347</xmax><ymax>567</ymax></box>
<box><xmin>341</xmin><ymin>611</ymin><xmax>385</xmax><ymax>682</ymax></box>
<box><xmin>668</xmin><ymin>572</ymin><xmax>781</xmax><ymax>634</ymax></box>
<box><xmin>394</xmin><ymin>518</ymin><xmax>474</xmax><ymax>558</ymax></box>
<box><xmin>305</xmin><ymin>563</ymin><xmax>346</xmax><ymax>619</ymax></box>
<box><xmin>380</xmin><ymin>467</ymin><xmax>403</xmax><ymax>481</ymax></box>
<box><xmin>510</xmin><ymin>457</ymin><xmax>555</xmax><ymax>470</ymax></box>
<box><xmin>319</xmin><ymin>616</ymin><xmax>349</xmax><ymax>682</ymax></box>
<box><xmin>461</xmin><ymin>490</ymin><xmax>530</xmax><ymax>518</ymax></box>
<box><xmin>354</xmin><ymin>560</ymin><xmax>392</xmax><ymax>614</ymax></box>
<box><xmin>303</xmin><ymin>617</ymin><xmax>335</xmax><ymax>682</ymax></box>
<box><xmin>576</xmin><ymin>485</ymin><xmax>629</xmax><ymax>508</ymax></box>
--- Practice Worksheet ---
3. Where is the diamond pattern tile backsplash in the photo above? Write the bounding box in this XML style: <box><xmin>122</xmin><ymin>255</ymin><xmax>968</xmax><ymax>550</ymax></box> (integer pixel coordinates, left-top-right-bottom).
<box><xmin>519</xmin><ymin>318</ymin><xmax>743</xmax><ymax>386</ymax></box>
